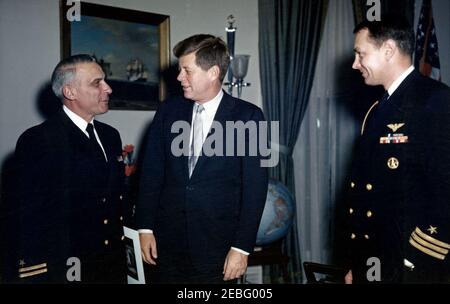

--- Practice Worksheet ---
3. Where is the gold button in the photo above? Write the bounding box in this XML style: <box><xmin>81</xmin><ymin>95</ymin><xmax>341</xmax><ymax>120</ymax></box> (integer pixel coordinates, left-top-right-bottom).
<box><xmin>350</xmin><ymin>182</ymin><xmax>355</xmax><ymax>188</ymax></box>
<box><xmin>387</xmin><ymin>157</ymin><xmax>399</xmax><ymax>170</ymax></box>
<box><xmin>349</xmin><ymin>208</ymin><xmax>354</xmax><ymax>214</ymax></box>
<box><xmin>364</xmin><ymin>234</ymin><xmax>370</xmax><ymax>240</ymax></box>
<box><xmin>120</xmin><ymin>216</ymin><xmax>123</xmax><ymax>221</ymax></box>
<box><xmin>351</xmin><ymin>233</ymin><xmax>356</xmax><ymax>239</ymax></box>
<box><xmin>121</xmin><ymin>236</ymin><xmax>125</xmax><ymax>241</ymax></box>
<box><xmin>104</xmin><ymin>240</ymin><xmax>109</xmax><ymax>245</ymax></box>
<box><xmin>366</xmin><ymin>184</ymin><xmax>373</xmax><ymax>191</ymax></box>
<box><xmin>103</xmin><ymin>219</ymin><xmax>108</xmax><ymax>225</ymax></box>
<box><xmin>366</xmin><ymin>211</ymin><xmax>373</xmax><ymax>218</ymax></box>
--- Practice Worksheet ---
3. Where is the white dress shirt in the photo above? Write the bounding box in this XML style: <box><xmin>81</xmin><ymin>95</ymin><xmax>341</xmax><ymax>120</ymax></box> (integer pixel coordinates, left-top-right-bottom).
<box><xmin>189</xmin><ymin>89</ymin><xmax>223</xmax><ymax>149</ymax></box>
<box><xmin>63</xmin><ymin>105</ymin><xmax>107</xmax><ymax>161</ymax></box>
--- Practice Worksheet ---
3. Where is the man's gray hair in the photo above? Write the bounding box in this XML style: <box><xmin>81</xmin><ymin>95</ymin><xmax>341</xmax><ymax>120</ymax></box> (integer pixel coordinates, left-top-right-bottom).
<box><xmin>51</xmin><ymin>54</ymin><xmax>96</xmax><ymax>101</ymax></box>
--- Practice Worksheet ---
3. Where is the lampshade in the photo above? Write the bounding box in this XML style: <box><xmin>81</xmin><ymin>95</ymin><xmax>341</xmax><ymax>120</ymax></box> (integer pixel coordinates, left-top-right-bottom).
<box><xmin>230</xmin><ymin>54</ymin><xmax>250</xmax><ymax>79</ymax></box>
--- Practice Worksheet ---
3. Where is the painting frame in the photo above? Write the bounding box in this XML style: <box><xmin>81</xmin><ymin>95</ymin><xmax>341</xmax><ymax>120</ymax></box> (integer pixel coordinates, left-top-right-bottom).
<box><xmin>60</xmin><ymin>1</ymin><xmax>170</xmax><ymax>111</ymax></box>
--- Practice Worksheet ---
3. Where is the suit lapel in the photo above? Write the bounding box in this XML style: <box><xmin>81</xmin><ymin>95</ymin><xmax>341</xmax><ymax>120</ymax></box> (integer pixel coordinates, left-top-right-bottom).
<box><xmin>59</xmin><ymin>111</ymin><xmax>108</xmax><ymax>171</ymax></box>
<box><xmin>94</xmin><ymin>121</ymin><xmax>122</xmax><ymax>190</ymax></box>
<box><xmin>210</xmin><ymin>93</ymin><xmax>235</xmax><ymax>125</ymax></box>
<box><xmin>375</xmin><ymin>71</ymin><xmax>419</xmax><ymax>138</ymax></box>
<box><xmin>190</xmin><ymin>93</ymin><xmax>235</xmax><ymax>180</ymax></box>
<box><xmin>179</xmin><ymin>99</ymin><xmax>194</xmax><ymax>182</ymax></box>
<box><xmin>93</xmin><ymin>121</ymin><xmax>112</xmax><ymax>162</ymax></box>
<box><xmin>59</xmin><ymin>111</ymin><xmax>87</xmax><ymax>142</ymax></box>
<box><xmin>58</xmin><ymin>111</ymin><xmax>98</xmax><ymax>156</ymax></box>
<box><xmin>361</xmin><ymin>71</ymin><xmax>418</xmax><ymax>148</ymax></box>
<box><xmin>386</xmin><ymin>70</ymin><xmax>419</xmax><ymax>112</ymax></box>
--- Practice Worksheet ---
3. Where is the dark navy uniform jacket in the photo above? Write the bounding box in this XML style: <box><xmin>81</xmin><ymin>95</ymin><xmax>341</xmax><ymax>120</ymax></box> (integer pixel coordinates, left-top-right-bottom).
<box><xmin>136</xmin><ymin>92</ymin><xmax>268</xmax><ymax>280</ymax></box>
<box><xmin>3</xmin><ymin>110</ymin><xmax>127</xmax><ymax>283</ymax></box>
<box><xmin>345</xmin><ymin>70</ymin><xmax>450</xmax><ymax>283</ymax></box>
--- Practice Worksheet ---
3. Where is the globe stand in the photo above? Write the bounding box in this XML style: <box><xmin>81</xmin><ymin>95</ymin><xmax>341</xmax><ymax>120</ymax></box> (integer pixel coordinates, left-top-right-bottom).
<box><xmin>246</xmin><ymin>239</ymin><xmax>290</xmax><ymax>283</ymax></box>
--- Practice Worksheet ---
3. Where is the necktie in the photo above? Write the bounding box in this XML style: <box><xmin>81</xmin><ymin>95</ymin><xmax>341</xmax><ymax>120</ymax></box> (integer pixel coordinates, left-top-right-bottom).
<box><xmin>86</xmin><ymin>123</ymin><xmax>105</xmax><ymax>161</ymax></box>
<box><xmin>378</xmin><ymin>91</ymin><xmax>390</xmax><ymax>108</ymax></box>
<box><xmin>189</xmin><ymin>104</ymin><xmax>204</xmax><ymax>177</ymax></box>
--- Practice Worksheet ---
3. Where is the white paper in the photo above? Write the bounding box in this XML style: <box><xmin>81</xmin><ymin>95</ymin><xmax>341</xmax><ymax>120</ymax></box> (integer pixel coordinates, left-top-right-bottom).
<box><xmin>123</xmin><ymin>226</ymin><xmax>146</xmax><ymax>284</ymax></box>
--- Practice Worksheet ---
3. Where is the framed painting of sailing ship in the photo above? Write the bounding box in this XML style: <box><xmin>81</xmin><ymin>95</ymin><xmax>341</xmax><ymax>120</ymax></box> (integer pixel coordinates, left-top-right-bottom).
<box><xmin>60</xmin><ymin>1</ymin><xmax>170</xmax><ymax>110</ymax></box>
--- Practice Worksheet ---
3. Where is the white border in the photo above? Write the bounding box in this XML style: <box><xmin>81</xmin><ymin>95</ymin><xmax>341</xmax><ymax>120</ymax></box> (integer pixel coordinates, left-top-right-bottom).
<box><xmin>123</xmin><ymin>226</ymin><xmax>146</xmax><ymax>284</ymax></box>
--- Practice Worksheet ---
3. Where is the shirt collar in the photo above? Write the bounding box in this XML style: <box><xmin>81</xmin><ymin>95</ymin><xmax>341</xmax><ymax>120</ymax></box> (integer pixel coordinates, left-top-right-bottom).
<box><xmin>197</xmin><ymin>89</ymin><xmax>223</xmax><ymax>117</ymax></box>
<box><xmin>387</xmin><ymin>65</ymin><xmax>415</xmax><ymax>97</ymax></box>
<box><xmin>63</xmin><ymin>105</ymin><xmax>94</xmax><ymax>135</ymax></box>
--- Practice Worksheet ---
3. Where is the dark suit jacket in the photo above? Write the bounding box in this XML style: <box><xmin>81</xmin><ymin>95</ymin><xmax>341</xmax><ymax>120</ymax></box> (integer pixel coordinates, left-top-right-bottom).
<box><xmin>345</xmin><ymin>70</ymin><xmax>450</xmax><ymax>283</ymax></box>
<box><xmin>136</xmin><ymin>92</ymin><xmax>268</xmax><ymax>276</ymax></box>
<box><xmin>3</xmin><ymin>110</ymin><xmax>126</xmax><ymax>283</ymax></box>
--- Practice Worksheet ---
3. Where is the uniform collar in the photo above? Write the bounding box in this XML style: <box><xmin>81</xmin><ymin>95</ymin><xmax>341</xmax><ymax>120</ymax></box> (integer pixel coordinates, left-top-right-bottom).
<box><xmin>387</xmin><ymin>65</ymin><xmax>415</xmax><ymax>97</ymax></box>
<box><xmin>63</xmin><ymin>105</ymin><xmax>94</xmax><ymax>135</ymax></box>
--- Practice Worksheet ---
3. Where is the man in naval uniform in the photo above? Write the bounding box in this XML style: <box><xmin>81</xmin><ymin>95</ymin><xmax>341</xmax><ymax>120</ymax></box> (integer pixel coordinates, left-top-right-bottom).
<box><xmin>344</xmin><ymin>16</ymin><xmax>450</xmax><ymax>283</ymax></box>
<box><xmin>3</xmin><ymin>54</ymin><xmax>127</xmax><ymax>283</ymax></box>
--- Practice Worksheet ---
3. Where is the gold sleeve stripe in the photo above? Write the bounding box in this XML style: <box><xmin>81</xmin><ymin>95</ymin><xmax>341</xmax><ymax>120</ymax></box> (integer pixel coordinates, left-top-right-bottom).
<box><xmin>409</xmin><ymin>238</ymin><xmax>445</xmax><ymax>260</ymax></box>
<box><xmin>19</xmin><ymin>268</ymin><xmax>47</xmax><ymax>278</ymax></box>
<box><xmin>361</xmin><ymin>101</ymin><xmax>379</xmax><ymax>135</ymax></box>
<box><xmin>412</xmin><ymin>232</ymin><xmax>449</xmax><ymax>255</ymax></box>
<box><xmin>415</xmin><ymin>227</ymin><xmax>450</xmax><ymax>249</ymax></box>
<box><xmin>18</xmin><ymin>263</ymin><xmax>47</xmax><ymax>273</ymax></box>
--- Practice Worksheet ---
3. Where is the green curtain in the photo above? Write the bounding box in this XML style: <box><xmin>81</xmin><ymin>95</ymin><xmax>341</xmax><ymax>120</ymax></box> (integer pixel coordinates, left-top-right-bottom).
<box><xmin>259</xmin><ymin>0</ymin><xmax>328</xmax><ymax>283</ymax></box>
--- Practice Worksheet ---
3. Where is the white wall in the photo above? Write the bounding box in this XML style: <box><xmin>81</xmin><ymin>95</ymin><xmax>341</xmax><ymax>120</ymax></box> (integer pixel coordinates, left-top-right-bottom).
<box><xmin>0</xmin><ymin>0</ymin><xmax>60</xmax><ymax>168</ymax></box>
<box><xmin>0</xmin><ymin>0</ymin><xmax>260</xmax><ymax>167</ymax></box>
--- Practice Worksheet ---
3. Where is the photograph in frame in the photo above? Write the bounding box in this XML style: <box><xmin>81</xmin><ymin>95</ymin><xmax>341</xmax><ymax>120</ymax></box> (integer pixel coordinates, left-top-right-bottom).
<box><xmin>123</xmin><ymin>226</ymin><xmax>146</xmax><ymax>284</ymax></box>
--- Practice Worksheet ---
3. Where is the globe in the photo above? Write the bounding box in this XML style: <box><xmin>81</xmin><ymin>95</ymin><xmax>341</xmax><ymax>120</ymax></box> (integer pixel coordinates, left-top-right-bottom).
<box><xmin>256</xmin><ymin>179</ymin><xmax>295</xmax><ymax>246</ymax></box>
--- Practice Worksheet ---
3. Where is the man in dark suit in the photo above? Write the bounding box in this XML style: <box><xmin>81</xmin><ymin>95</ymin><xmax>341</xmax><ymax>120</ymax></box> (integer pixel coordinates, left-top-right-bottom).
<box><xmin>3</xmin><ymin>54</ymin><xmax>126</xmax><ymax>283</ymax></box>
<box><xmin>344</xmin><ymin>16</ymin><xmax>450</xmax><ymax>283</ymax></box>
<box><xmin>136</xmin><ymin>34</ymin><xmax>268</xmax><ymax>283</ymax></box>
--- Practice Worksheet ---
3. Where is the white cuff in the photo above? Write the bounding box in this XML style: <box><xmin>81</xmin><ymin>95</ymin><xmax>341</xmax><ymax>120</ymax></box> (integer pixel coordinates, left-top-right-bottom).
<box><xmin>231</xmin><ymin>247</ymin><xmax>249</xmax><ymax>255</ymax></box>
<box><xmin>138</xmin><ymin>229</ymin><xmax>153</xmax><ymax>234</ymax></box>
<box><xmin>404</xmin><ymin>258</ymin><xmax>415</xmax><ymax>271</ymax></box>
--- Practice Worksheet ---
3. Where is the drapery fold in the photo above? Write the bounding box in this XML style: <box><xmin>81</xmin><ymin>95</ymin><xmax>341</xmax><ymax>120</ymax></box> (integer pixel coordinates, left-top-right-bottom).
<box><xmin>259</xmin><ymin>0</ymin><xmax>328</xmax><ymax>283</ymax></box>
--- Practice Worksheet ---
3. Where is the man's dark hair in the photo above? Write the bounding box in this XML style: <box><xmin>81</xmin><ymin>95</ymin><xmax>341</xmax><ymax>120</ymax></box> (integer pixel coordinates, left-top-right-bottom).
<box><xmin>173</xmin><ymin>34</ymin><xmax>230</xmax><ymax>82</ymax></box>
<box><xmin>354</xmin><ymin>15</ymin><xmax>415</xmax><ymax>57</ymax></box>
<box><xmin>51</xmin><ymin>54</ymin><xmax>97</xmax><ymax>100</ymax></box>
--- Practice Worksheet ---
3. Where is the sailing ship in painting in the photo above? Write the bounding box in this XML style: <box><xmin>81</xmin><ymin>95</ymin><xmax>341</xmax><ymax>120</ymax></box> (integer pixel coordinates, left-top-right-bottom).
<box><xmin>126</xmin><ymin>58</ymin><xmax>149</xmax><ymax>82</ymax></box>
<box><xmin>92</xmin><ymin>54</ymin><xmax>149</xmax><ymax>83</ymax></box>
<box><xmin>91</xmin><ymin>54</ymin><xmax>159</xmax><ymax>110</ymax></box>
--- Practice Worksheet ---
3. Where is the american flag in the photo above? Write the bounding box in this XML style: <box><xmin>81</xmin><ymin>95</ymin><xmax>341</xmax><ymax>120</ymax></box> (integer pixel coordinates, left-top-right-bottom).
<box><xmin>414</xmin><ymin>0</ymin><xmax>441</xmax><ymax>81</ymax></box>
